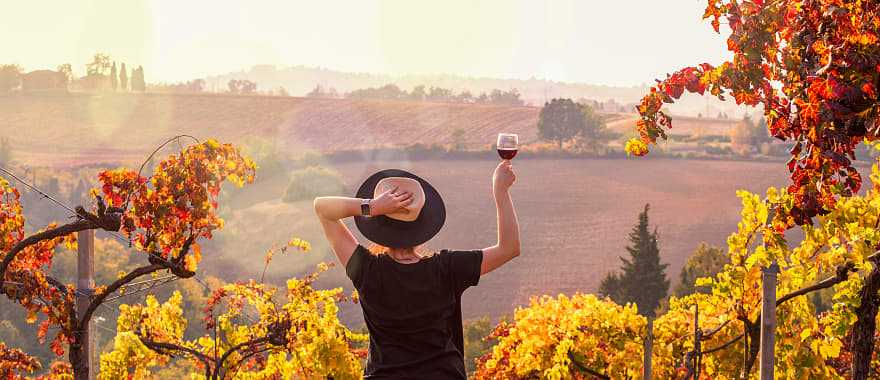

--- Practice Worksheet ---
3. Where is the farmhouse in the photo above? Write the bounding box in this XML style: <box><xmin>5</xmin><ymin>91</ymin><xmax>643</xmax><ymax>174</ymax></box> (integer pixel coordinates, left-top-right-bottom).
<box><xmin>21</xmin><ymin>70</ymin><xmax>68</xmax><ymax>92</ymax></box>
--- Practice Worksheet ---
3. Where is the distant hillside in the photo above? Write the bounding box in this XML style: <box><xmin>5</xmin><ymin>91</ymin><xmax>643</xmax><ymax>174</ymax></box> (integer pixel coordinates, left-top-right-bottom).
<box><xmin>0</xmin><ymin>92</ymin><xmax>743</xmax><ymax>168</ymax></box>
<box><xmin>0</xmin><ymin>92</ymin><xmax>543</xmax><ymax>167</ymax></box>
<box><xmin>204</xmin><ymin>65</ymin><xmax>753</xmax><ymax>117</ymax></box>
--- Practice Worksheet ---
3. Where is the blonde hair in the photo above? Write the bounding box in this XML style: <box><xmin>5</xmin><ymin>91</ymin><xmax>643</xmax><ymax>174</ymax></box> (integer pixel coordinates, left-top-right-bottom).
<box><xmin>367</xmin><ymin>244</ymin><xmax>435</xmax><ymax>258</ymax></box>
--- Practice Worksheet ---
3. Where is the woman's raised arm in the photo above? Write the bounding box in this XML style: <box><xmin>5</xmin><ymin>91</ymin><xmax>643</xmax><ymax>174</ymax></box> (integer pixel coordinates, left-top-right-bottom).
<box><xmin>480</xmin><ymin>160</ymin><xmax>520</xmax><ymax>275</ymax></box>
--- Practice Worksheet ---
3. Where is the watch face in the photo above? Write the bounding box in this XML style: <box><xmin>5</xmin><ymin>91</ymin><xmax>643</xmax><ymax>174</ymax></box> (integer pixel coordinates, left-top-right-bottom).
<box><xmin>361</xmin><ymin>201</ymin><xmax>370</xmax><ymax>216</ymax></box>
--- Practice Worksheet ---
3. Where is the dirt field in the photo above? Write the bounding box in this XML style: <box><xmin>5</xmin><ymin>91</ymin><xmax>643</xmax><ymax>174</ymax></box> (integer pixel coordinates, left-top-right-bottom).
<box><xmin>213</xmin><ymin>157</ymin><xmax>796</xmax><ymax>323</ymax></box>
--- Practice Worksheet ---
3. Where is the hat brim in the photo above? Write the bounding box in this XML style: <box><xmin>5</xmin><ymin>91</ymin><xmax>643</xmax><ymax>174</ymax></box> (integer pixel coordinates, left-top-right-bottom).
<box><xmin>354</xmin><ymin>169</ymin><xmax>446</xmax><ymax>248</ymax></box>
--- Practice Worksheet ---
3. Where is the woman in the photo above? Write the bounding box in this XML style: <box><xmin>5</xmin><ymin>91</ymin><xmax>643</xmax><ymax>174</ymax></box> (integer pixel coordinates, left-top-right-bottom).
<box><xmin>313</xmin><ymin>161</ymin><xmax>520</xmax><ymax>379</ymax></box>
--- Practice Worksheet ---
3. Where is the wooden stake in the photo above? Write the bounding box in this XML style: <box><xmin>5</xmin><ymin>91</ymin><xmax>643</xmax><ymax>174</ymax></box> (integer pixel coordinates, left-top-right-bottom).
<box><xmin>76</xmin><ymin>230</ymin><xmax>95</xmax><ymax>380</ymax></box>
<box><xmin>759</xmin><ymin>261</ymin><xmax>779</xmax><ymax>380</ymax></box>
<box><xmin>643</xmin><ymin>318</ymin><xmax>653</xmax><ymax>380</ymax></box>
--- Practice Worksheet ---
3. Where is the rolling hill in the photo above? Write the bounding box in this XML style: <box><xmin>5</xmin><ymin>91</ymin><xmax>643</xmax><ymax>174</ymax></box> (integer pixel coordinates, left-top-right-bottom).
<box><xmin>204</xmin><ymin>65</ymin><xmax>752</xmax><ymax>117</ymax></box>
<box><xmin>0</xmin><ymin>90</ymin><xmax>807</xmax><ymax>324</ymax></box>
<box><xmin>1</xmin><ymin>92</ymin><xmax>544</xmax><ymax>167</ymax></box>
<box><xmin>0</xmin><ymin>92</ymin><xmax>737</xmax><ymax>168</ymax></box>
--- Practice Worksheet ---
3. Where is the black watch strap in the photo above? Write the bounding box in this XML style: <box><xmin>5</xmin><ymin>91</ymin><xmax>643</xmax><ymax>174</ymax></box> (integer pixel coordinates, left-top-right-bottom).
<box><xmin>360</xmin><ymin>199</ymin><xmax>371</xmax><ymax>217</ymax></box>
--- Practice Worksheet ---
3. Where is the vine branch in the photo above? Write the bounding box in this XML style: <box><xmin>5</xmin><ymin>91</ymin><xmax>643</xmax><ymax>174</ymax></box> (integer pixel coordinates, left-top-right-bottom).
<box><xmin>78</xmin><ymin>264</ymin><xmax>165</xmax><ymax>331</ymax></box>
<box><xmin>776</xmin><ymin>262</ymin><xmax>856</xmax><ymax>306</ymax></box>
<box><xmin>1</xmin><ymin>201</ymin><xmax>121</xmax><ymax>289</ymax></box>
<box><xmin>137</xmin><ymin>333</ymin><xmax>214</xmax><ymax>376</ymax></box>
<box><xmin>0</xmin><ymin>219</ymin><xmax>94</xmax><ymax>282</ymax></box>
<box><xmin>217</xmin><ymin>336</ymin><xmax>270</xmax><ymax>372</ymax></box>
<box><xmin>567</xmin><ymin>351</ymin><xmax>611</xmax><ymax>380</ymax></box>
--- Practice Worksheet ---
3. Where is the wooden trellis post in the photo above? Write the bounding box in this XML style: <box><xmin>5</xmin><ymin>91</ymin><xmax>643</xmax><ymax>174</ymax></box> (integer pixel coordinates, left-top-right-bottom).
<box><xmin>693</xmin><ymin>303</ymin><xmax>702</xmax><ymax>380</ymax></box>
<box><xmin>759</xmin><ymin>261</ymin><xmax>779</xmax><ymax>380</ymax></box>
<box><xmin>643</xmin><ymin>318</ymin><xmax>653</xmax><ymax>380</ymax></box>
<box><xmin>76</xmin><ymin>230</ymin><xmax>95</xmax><ymax>380</ymax></box>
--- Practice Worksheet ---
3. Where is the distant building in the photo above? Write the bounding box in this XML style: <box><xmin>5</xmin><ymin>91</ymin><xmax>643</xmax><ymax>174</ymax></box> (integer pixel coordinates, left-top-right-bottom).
<box><xmin>21</xmin><ymin>70</ymin><xmax>68</xmax><ymax>92</ymax></box>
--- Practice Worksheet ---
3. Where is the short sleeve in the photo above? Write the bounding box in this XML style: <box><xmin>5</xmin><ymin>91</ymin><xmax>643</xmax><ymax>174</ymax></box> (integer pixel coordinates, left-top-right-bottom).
<box><xmin>443</xmin><ymin>249</ymin><xmax>483</xmax><ymax>294</ymax></box>
<box><xmin>345</xmin><ymin>245</ymin><xmax>372</xmax><ymax>290</ymax></box>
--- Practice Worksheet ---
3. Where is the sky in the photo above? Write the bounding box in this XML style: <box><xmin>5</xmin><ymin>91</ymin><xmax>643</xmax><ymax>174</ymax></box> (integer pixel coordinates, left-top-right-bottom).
<box><xmin>3</xmin><ymin>0</ymin><xmax>732</xmax><ymax>87</ymax></box>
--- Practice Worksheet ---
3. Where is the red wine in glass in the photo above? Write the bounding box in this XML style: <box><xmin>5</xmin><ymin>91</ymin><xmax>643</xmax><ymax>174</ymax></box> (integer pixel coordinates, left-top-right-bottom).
<box><xmin>497</xmin><ymin>148</ymin><xmax>518</xmax><ymax>159</ymax></box>
<box><xmin>496</xmin><ymin>133</ymin><xmax>519</xmax><ymax>160</ymax></box>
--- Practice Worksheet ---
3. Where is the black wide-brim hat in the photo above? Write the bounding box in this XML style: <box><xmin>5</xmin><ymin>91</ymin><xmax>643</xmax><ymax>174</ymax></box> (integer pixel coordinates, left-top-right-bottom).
<box><xmin>354</xmin><ymin>169</ymin><xmax>446</xmax><ymax>248</ymax></box>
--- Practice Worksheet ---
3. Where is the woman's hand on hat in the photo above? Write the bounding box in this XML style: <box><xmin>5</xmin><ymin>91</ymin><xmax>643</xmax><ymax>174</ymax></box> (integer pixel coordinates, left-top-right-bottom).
<box><xmin>369</xmin><ymin>187</ymin><xmax>414</xmax><ymax>216</ymax></box>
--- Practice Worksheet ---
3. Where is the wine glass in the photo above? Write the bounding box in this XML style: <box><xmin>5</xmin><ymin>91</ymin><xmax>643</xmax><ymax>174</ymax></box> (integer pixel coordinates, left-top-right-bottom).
<box><xmin>496</xmin><ymin>133</ymin><xmax>518</xmax><ymax>160</ymax></box>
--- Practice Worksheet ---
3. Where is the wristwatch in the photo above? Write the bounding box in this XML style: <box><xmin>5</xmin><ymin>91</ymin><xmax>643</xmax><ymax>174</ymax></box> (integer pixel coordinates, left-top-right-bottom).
<box><xmin>360</xmin><ymin>199</ymin><xmax>372</xmax><ymax>217</ymax></box>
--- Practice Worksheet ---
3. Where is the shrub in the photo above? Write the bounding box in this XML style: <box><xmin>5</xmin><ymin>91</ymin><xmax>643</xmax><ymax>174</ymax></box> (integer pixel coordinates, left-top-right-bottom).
<box><xmin>283</xmin><ymin>166</ymin><xmax>346</xmax><ymax>202</ymax></box>
<box><xmin>475</xmin><ymin>294</ymin><xmax>645</xmax><ymax>379</ymax></box>
<box><xmin>704</xmin><ymin>145</ymin><xmax>733</xmax><ymax>156</ymax></box>
<box><xmin>463</xmin><ymin>317</ymin><xmax>497</xmax><ymax>375</ymax></box>
<box><xmin>293</xmin><ymin>150</ymin><xmax>328</xmax><ymax>169</ymax></box>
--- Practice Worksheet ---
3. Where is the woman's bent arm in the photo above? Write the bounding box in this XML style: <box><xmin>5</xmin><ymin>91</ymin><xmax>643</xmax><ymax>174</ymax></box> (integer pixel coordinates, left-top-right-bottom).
<box><xmin>314</xmin><ymin>197</ymin><xmax>362</xmax><ymax>266</ymax></box>
<box><xmin>314</xmin><ymin>189</ymin><xmax>412</xmax><ymax>266</ymax></box>
<box><xmin>481</xmin><ymin>161</ymin><xmax>520</xmax><ymax>275</ymax></box>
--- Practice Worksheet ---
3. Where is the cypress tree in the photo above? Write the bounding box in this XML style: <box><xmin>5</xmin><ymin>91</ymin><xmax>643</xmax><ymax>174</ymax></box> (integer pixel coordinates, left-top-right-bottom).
<box><xmin>598</xmin><ymin>204</ymin><xmax>670</xmax><ymax>317</ymax></box>
<box><xmin>132</xmin><ymin>66</ymin><xmax>145</xmax><ymax>92</ymax></box>
<box><xmin>119</xmin><ymin>62</ymin><xmax>128</xmax><ymax>91</ymax></box>
<box><xmin>110</xmin><ymin>62</ymin><xmax>118</xmax><ymax>91</ymax></box>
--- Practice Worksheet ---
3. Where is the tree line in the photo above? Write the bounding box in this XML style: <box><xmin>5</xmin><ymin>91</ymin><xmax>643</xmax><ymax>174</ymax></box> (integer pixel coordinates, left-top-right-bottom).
<box><xmin>306</xmin><ymin>83</ymin><xmax>525</xmax><ymax>106</ymax></box>
<box><xmin>0</xmin><ymin>53</ymin><xmax>146</xmax><ymax>93</ymax></box>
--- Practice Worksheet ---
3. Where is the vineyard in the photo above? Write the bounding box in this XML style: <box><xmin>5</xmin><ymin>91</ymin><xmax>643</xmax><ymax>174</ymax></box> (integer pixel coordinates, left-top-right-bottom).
<box><xmin>0</xmin><ymin>93</ymin><xmax>544</xmax><ymax>166</ymax></box>
<box><xmin>0</xmin><ymin>92</ymin><xmax>742</xmax><ymax>168</ymax></box>
<box><xmin>4</xmin><ymin>0</ymin><xmax>880</xmax><ymax>377</ymax></box>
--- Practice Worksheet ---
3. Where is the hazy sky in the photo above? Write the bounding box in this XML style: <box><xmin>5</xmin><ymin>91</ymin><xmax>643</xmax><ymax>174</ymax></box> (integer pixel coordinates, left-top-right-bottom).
<box><xmin>4</xmin><ymin>0</ymin><xmax>731</xmax><ymax>86</ymax></box>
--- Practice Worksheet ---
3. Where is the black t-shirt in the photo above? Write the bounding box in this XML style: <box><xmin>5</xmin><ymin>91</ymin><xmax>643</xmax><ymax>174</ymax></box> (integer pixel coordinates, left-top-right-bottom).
<box><xmin>345</xmin><ymin>245</ymin><xmax>483</xmax><ymax>380</ymax></box>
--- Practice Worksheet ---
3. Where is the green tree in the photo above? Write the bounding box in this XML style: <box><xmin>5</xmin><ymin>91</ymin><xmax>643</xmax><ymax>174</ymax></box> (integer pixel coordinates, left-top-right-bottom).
<box><xmin>306</xmin><ymin>84</ymin><xmax>326</xmax><ymax>97</ymax></box>
<box><xmin>427</xmin><ymin>86</ymin><xmax>453</xmax><ymax>102</ymax></box>
<box><xmin>463</xmin><ymin>317</ymin><xmax>497</xmax><ymax>375</ymax></box>
<box><xmin>598</xmin><ymin>204</ymin><xmax>669</xmax><ymax>317</ymax></box>
<box><xmin>119</xmin><ymin>62</ymin><xmax>128</xmax><ymax>91</ymax></box>
<box><xmin>729</xmin><ymin>116</ymin><xmax>756</xmax><ymax>155</ymax></box>
<box><xmin>56</xmin><ymin>64</ymin><xmax>73</xmax><ymax>83</ymax></box>
<box><xmin>86</xmin><ymin>53</ymin><xmax>112</xmax><ymax>76</ymax></box>
<box><xmin>537</xmin><ymin>98</ymin><xmax>585</xmax><ymax>149</ymax></box>
<box><xmin>752</xmin><ymin>116</ymin><xmax>771</xmax><ymax>145</ymax></box>
<box><xmin>346</xmin><ymin>84</ymin><xmax>407</xmax><ymax>100</ymax></box>
<box><xmin>228</xmin><ymin>79</ymin><xmax>256</xmax><ymax>95</ymax></box>
<box><xmin>0</xmin><ymin>64</ymin><xmax>23</xmax><ymax>92</ymax></box>
<box><xmin>110</xmin><ymin>62</ymin><xmax>118</xmax><ymax>91</ymax></box>
<box><xmin>673</xmin><ymin>242</ymin><xmax>728</xmax><ymax>297</ymax></box>
<box><xmin>489</xmin><ymin>88</ymin><xmax>524</xmax><ymax>106</ymax></box>
<box><xmin>576</xmin><ymin>103</ymin><xmax>610</xmax><ymax>152</ymax></box>
<box><xmin>455</xmin><ymin>90</ymin><xmax>474</xmax><ymax>103</ymax></box>
<box><xmin>131</xmin><ymin>66</ymin><xmax>146</xmax><ymax>92</ymax></box>
<box><xmin>409</xmin><ymin>85</ymin><xmax>426</xmax><ymax>101</ymax></box>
